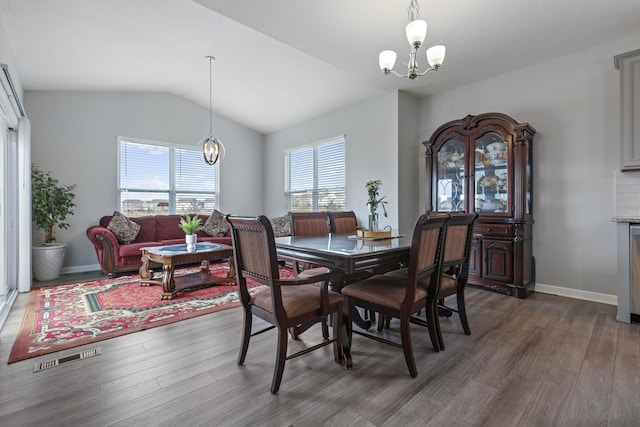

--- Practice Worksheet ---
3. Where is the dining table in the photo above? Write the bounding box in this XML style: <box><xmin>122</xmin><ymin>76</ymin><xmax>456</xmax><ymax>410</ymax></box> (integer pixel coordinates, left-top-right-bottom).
<box><xmin>275</xmin><ymin>231</ymin><xmax>461</xmax><ymax>317</ymax></box>
<box><xmin>276</xmin><ymin>232</ymin><xmax>418</xmax><ymax>318</ymax></box>
<box><xmin>274</xmin><ymin>232</ymin><xmax>412</xmax><ymax>286</ymax></box>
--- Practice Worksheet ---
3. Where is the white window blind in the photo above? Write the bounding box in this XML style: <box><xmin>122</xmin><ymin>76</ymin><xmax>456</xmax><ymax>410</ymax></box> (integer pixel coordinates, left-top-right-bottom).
<box><xmin>118</xmin><ymin>137</ymin><xmax>219</xmax><ymax>216</ymax></box>
<box><xmin>285</xmin><ymin>136</ymin><xmax>345</xmax><ymax>212</ymax></box>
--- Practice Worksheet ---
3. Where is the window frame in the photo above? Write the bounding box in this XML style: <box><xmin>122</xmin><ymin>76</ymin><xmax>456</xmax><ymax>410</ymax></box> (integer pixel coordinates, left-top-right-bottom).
<box><xmin>117</xmin><ymin>136</ymin><xmax>220</xmax><ymax>216</ymax></box>
<box><xmin>284</xmin><ymin>135</ymin><xmax>346</xmax><ymax>212</ymax></box>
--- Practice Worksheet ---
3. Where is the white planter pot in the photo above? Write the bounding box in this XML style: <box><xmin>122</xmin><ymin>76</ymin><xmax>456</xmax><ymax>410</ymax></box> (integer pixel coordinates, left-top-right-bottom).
<box><xmin>32</xmin><ymin>243</ymin><xmax>67</xmax><ymax>282</ymax></box>
<box><xmin>185</xmin><ymin>234</ymin><xmax>197</xmax><ymax>252</ymax></box>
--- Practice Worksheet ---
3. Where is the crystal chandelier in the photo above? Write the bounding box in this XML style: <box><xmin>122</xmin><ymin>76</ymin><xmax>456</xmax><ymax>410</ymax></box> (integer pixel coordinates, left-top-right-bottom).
<box><xmin>379</xmin><ymin>0</ymin><xmax>445</xmax><ymax>80</ymax></box>
<box><xmin>200</xmin><ymin>56</ymin><xmax>225</xmax><ymax>165</ymax></box>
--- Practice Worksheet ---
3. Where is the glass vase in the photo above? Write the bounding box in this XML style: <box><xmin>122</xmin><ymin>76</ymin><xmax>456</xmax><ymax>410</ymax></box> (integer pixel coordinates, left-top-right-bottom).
<box><xmin>368</xmin><ymin>213</ymin><xmax>378</xmax><ymax>231</ymax></box>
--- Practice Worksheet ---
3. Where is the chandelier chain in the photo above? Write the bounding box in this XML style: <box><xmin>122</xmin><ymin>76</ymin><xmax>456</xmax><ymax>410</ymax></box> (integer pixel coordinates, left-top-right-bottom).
<box><xmin>407</xmin><ymin>0</ymin><xmax>420</xmax><ymax>21</ymax></box>
<box><xmin>200</xmin><ymin>55</ymin><xmax>224</xmax><ymax>165</ymax></box>
<box><xmin>207</xmin><ymin>56</ymin><xmax>214</xmax><ymax>136</ymax></box>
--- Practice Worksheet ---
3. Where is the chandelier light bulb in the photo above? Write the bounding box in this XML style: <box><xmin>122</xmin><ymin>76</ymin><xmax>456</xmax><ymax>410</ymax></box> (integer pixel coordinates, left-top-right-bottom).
<box><xmin>379</xmin><ymin>50</ymin><xmax>398</xmax><ymax>72</ymax></box>
<box><xmin>426</xmin><ymin>45</ymin><xmax>446</xmax><ymax>68</ymax></box>
<box><xmin>405</xmin><ymin>19</ymin><xmax>427</xmax><ymax>47</ymax></box>
<box><xmin>201</xmin><ymin>136</ymin><xmax>225</xmax><ymax>165</ymax></box>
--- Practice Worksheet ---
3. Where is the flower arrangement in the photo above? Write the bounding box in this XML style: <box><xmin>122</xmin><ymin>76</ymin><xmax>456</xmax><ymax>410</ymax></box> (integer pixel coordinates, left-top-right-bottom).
<box><xmin>365</xmin><ymin>179</ymin><xmax>387</xmax><ymax>230</ymax></box>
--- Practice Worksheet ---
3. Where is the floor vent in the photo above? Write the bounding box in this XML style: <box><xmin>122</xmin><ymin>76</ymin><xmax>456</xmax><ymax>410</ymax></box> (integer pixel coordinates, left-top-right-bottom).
<box><xmin>33</xmin><ymin>347</ymin><xmax>102</xmax><ymax>372</ymax></box>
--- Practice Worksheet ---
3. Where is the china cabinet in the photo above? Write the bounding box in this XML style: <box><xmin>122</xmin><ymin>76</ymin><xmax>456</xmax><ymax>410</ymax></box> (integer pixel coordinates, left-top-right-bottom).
<box><xmin>424</xmin><ymin>112</ymin><xmax>536</xmax><ymax>298</ymax></box>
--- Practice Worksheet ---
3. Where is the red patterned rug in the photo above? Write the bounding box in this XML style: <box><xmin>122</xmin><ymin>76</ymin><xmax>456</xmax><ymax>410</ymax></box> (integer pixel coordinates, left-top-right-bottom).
<box><xmin>8</xmin><ymin>265</ymin><xmax>294</xmax><ymax>363</ymax></box>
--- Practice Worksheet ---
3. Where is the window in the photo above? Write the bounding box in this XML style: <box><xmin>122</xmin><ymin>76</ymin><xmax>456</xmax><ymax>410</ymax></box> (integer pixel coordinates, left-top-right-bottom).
<box><xmin>118</xmin><ymin>136</ymin><xmax>219</xmax><ymax>217</ymax></box>
<box><xmin>285</xmin><ymin>136</ymin><xmax>345</xmax><ymax>212</ymax></box>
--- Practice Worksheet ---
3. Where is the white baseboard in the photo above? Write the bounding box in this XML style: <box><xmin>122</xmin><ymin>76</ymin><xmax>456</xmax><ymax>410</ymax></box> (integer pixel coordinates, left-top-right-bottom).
<box><xmin>61</xmin><ymin>264</ymin><xmax>102</xmax><ymax>275</ymax></box>
<box><xmin>534</xmin><ymin>282</ymin><xmax>617</xmax><ymax>306</ymax></box>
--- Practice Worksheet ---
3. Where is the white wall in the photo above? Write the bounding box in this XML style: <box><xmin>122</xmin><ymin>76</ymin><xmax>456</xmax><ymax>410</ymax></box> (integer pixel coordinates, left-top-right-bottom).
<box><xmin>418</xmin><ymin>34</ymin><xmax>640</xmax><ymax>296</ymax></box>
<box><xmin>397</xmin><ymin>91</ymin><xmax>421</xmax><ymax>232</ymax></box>
<box><xmin>26</xmin><ymin>91</ymin><xmax>264</xmax><ymax>271</ymax></box>
<box><xmin>264</xmin><ymin>92</ymin><xmax>401</xmax><ymax>230</ymax></box>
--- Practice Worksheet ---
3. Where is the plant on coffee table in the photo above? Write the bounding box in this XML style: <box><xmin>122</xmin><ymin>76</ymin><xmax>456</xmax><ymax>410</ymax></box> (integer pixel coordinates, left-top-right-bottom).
<box><xmin>179</xmin><ymin>215</ymin><xmax>203</xmax><ymax>251</ymax></box>
<box><xmin>178</xmin><ymin>214</ymin><xmax>203</xmax><ymax>235</ymax></box>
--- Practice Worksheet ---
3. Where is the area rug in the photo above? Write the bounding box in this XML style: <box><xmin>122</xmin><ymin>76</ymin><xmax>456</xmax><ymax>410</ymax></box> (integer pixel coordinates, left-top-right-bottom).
<box><xmin>8</xmin><ymin>265</ymin><xmax>295</xmax><ymax>363</ymax></box>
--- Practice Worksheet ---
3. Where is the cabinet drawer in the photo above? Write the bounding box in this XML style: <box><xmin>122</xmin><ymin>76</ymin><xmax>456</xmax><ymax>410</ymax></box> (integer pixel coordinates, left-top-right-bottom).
<box><xmin>474</xmin><ymin>223</ymin><xmax>512</xmax><ymax>237</ymax></box>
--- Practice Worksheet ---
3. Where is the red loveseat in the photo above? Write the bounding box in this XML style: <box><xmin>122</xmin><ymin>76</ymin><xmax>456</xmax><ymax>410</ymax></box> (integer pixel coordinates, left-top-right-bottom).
<box><xmin>87</xmin><ymin>214</ymin><xmax>231</xmax><ymax>277</ymax></box>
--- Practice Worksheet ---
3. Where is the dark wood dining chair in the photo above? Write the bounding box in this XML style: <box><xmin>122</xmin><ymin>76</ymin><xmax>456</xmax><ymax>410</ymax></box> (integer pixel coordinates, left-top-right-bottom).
<box><xmin>328</xmin><ymin>211</ymin><xmax>358</xmax><ymax>234</ymax></box>
<box><xmin>341</xmin><ymin>212</ymin><xmax>449</xmax><ymax>377</ymax></box>
<box><xmin>384</xmin><ymin>211</ymin><xmax>477</xmax><ymax>351</ymax></box>
<box><xmin>288</xmin><ymin>211</ymin><xmax>331</xmax><ymax>273</ymax></box>
<box><xmin>432</xmin><ymin>211</ymin><xmax>478</xmax><ymax>350</ymax></box>
<box><xmin>226</xmin><ymin>214</ymin><xmax>346</xmax><ymax>394</ymax></box>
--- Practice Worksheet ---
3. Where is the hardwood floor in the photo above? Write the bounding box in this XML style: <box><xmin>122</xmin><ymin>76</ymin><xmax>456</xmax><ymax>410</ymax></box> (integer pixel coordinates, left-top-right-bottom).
<box><xmin>1</xmin><ymin>282</ymin><xmax>639</xmax><ymax>426</ymax></box>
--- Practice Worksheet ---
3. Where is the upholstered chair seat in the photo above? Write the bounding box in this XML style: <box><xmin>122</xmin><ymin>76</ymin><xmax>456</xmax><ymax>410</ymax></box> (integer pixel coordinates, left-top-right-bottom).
<box><xmin>251</xmin><ymin>284</ymin><xmax>344</xmax><ymax>319</ymax></box>
<box><xmin>341</xmin><ymin>276</ymin><xmax>427</xmax><ymax>310</ymax></box>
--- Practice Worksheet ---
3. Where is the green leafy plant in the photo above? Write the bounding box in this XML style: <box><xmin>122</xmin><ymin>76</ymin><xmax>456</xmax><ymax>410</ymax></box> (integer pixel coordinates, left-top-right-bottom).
<box><xmin>178</xmin><ymin>214</ymin><xmax>203</xmax><ymax>235</ymax></box>
<box><xmin>31</xmin><ymin>164</ymin><xmax>76</xmax><ymax>244</ymax></box>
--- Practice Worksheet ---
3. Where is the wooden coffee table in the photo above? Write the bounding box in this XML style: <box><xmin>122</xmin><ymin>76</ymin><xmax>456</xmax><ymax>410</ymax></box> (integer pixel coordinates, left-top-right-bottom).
<box><xmin>139</xmin><ymin>242</ymin><xmax>236</xmax><ymax>300</ymax></box>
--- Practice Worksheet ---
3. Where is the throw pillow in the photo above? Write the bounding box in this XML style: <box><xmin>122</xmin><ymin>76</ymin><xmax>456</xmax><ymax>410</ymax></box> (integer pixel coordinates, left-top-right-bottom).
<box><xmin>271</xmin><ymin>215</ymin><xmax>291</xmax><ymax>237</ymax></box>
<box><xmin>107</xmin><ymin>211</ymin><xmax>141</xmax><ymax>244</ymax></box>
<box><xmin>202</xmin><ymin>209</ymin><xmax>229</xmax><ymax>237</ymax></box>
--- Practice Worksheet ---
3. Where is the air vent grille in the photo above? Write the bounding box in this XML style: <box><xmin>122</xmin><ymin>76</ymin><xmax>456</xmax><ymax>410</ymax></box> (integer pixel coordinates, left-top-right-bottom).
<box><xmin>33</xmin><ymin>347</ymin><xmax>102</xmax><ymax>372</ymax></box>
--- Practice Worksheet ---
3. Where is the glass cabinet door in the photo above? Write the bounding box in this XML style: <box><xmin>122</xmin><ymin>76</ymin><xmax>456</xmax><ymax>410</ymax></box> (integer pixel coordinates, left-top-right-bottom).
<box><xmin>435</xmin><ymin>138</ymin><xmax>466</xmax><ymax>212</ymax></box>
<box><xmin>474</xmin><ymin>132</ymin><xmax>508</xmax><ymax>214</ymax></box>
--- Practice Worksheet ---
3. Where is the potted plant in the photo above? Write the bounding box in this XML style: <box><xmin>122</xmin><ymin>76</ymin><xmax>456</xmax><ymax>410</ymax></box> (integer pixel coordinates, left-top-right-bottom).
<box><xmin>179</xmin><ymin>214</ymin><xmax>202</xmax><ymax>251</ymax></box>
<box><xmin>31</xmin><ymin>164</ymin><xmax>76</xmax><ymax>281</ymax></box>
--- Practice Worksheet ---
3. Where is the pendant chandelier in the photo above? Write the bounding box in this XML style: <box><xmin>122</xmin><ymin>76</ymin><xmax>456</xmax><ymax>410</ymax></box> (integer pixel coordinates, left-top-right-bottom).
<box><xmin>378</xmin><ymin>0</ymin><xmax>445</xmax><ymax>80</ymax></box>
<box><xmin>200</xmin><ymin>56</ymin><xmax>225</xmax><ymax>165</ymax></box>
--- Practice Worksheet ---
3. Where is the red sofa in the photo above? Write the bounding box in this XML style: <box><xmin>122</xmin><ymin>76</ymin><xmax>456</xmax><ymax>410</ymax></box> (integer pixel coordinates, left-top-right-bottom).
<box><xmin>87</xmin><ymin>214</ymin><xmax>231</xmax><ymax>277</ymax></box>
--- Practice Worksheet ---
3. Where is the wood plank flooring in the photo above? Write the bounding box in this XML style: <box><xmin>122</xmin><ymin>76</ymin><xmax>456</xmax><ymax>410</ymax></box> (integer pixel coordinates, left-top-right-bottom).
<box><xmin>1</xmin><ymin>280</ymin><xmax>639</xmax><ymax>426</ymax></box>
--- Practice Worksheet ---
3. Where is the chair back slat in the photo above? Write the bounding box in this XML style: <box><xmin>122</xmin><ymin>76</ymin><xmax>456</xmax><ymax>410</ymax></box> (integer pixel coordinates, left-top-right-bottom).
<box><xmin>328</xmin><ymin>211</ymin><xmax>358</xmax><ymax>234</ymax></box>
<box><xmin>289</xmin><ymin>212</ymin><xmax>330</xmax><ymax>237</ymax></box>
<box><xmin>415</xmin><ymin>227</ymin><xmax>441</xmax><ymax>273</ymax></box>
<box><xmin>441</xmin><ymin>212</ymin><xmax>478</xmax><ymax>272</ymax></box>
<box><xmin>227</xmin><ymin>215</ymin><xmax>281</xmax><ymax>290</ymax></box>
<box><xmin>235</xmin><ymin>227</ymin><xmax>273</xmax><ymax>283</ymax></box>
<box><xmin>443</xmin><ymin>225</ymin><xmax>468</xmax><ymax>263</ymax></box>
<box><xmin>403</xmin><ymin>213</ymin><xmax>449</xmax><ymax>309</ymax></box>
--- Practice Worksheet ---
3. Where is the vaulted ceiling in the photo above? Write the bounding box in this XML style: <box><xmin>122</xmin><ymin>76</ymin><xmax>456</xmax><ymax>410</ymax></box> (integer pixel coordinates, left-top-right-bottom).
<box><xmin>1</xmin><ymin>0</ymin><xmax>639</xmax><ymax>134</ymax></box>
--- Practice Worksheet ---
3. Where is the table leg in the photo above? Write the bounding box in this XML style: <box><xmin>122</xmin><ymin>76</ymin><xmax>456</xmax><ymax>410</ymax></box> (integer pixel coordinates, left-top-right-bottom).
<box><xmin>334</xmin><ymin>275</ymin><xmax>371</xmax><ymax>330</ymax></box>
<box><xmin>227</xmin><ymin>255</ymin><xmax>236</xmax><ymax>279</ymax></box>
<box><xmin>342</xmin><ymin>301</ymin><xmax>353</xmax><ymax>369</ymax></box>
<box><xmin>353</xmin><ymin>309</ymin><xmax>372</xmax><ymax>330</ymax></box>
<box><xmin>139</xmin><ymin>255</ymin><xmax>156</xmax><ymax>286</ymax></box>
<box><xmin>161</xmin><ymin>263</ymin><xmax>176</xmax><ymax>299</ymax></box>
